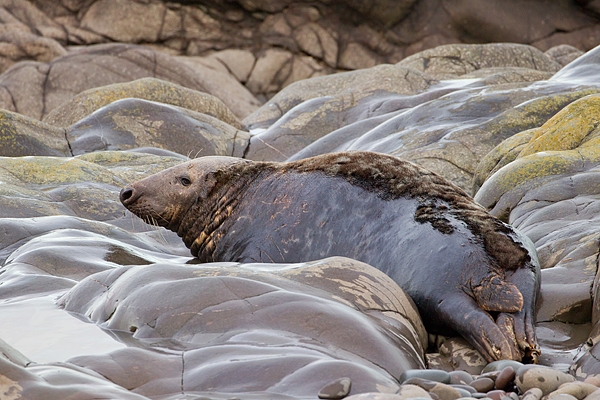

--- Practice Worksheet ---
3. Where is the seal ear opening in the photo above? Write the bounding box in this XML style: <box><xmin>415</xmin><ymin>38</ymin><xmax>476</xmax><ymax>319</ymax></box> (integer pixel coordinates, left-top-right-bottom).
<box><xmin>471</xmin><ymin>274</ymin><xmax>524</xmax><ymax>313</ymax></box>
<box><xmin>197</xmin><ymin>172</ymin><xmax>218</xmax><ymax>200</ymax></box>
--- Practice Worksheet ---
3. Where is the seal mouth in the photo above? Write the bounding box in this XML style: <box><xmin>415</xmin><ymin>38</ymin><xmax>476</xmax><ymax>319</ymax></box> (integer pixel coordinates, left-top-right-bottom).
<box><xmin>120</xmin><ymin>186</ymin><xmax>174</xmax><ymax>229</ymax></box>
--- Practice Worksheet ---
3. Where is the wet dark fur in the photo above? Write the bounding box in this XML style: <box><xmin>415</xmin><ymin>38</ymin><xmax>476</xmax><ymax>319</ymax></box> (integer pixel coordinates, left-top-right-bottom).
<box><xmin>197</xmin><ymin>152</ymin><xmax>530</xmax><ymax>273</ymax></box>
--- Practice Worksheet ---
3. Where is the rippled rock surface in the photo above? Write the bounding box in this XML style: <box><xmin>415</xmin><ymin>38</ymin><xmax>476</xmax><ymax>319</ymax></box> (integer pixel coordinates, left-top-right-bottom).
<box><xmin>2</xmin><ymin>17</ymin><xmax>600</xmax><ymax>397</ymax></box>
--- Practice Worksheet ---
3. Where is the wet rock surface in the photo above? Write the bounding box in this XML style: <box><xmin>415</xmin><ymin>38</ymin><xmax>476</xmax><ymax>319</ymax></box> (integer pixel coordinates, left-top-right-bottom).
<box><xmin>1</xmin><ymin>2</ymin><xmax>600</xmax><ymax>399</ymax></box>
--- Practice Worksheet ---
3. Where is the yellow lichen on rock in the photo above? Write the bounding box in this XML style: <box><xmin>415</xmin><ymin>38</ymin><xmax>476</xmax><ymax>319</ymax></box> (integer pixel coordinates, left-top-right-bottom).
<box><xmin>519</xmin><ymin>94</ymin><xmax>600</xmax><ymax>157</ymax></box>
<box><xmin>475</xmin><ymin>94</ymin><xmax>600</xmax><ymax>216</ymax></box>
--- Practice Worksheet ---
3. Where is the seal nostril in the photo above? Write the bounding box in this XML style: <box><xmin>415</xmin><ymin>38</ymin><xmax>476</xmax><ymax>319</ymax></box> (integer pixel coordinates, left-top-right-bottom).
<box><xmin>120</xmin><ymin>187</ymin><xmax>134</xmax><ymax>204</ymax></box>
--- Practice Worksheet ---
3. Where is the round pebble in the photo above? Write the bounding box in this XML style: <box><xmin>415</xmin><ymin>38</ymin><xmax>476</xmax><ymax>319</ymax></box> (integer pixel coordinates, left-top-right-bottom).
<box><xmin>450</xmin><ymin>371</ymin><xmax>474</xmax><ymax>385</ymax></box>
<box><xmin>454</xmin><ymin>388</ymin><xmax>474</xmax><ymax>398</ymax></box>
<box><xmin>318</xmin><ymin>377</ymin><xmax>352</xmax><ymax>399</ymax></box>
<box><xmin>399</xmin><ymin>369</ymin><xmax>451</xmax><ymax>384</ymax></box>
<box><xmin>584</xmin><ymin>376</ymin><xmax>600</xmax><ymax>387</ymax></box>
<box><xmin>397</xmin><ymin>383</ymin><xmax>432</xmax><ymax>400</ymax></box>
<box><xmin>515</xmin><ymin>365</ymin><xmax>575</xmax><ymax>396</ymax></box>
<box><xmin>469</xmin><ymin>377</ymin><xmax>495</xmax><ymax>393</ymax></box>
<box><xmin>403</xmin><ymin>378</ymin><xmax>461</xmax><ymax>400</ymax></box>
<box><xmin>471</xmin><ymin>394</ymin><xmax>489</xmax><ymax>399</ymax></box>
<box><xmin>482</xmin><ymin>361</ymin><xmax>524</xmax><ymax>374</ymax></box>
<box><xmin>495</xmin><ymin>367</ymin><xmax>516</xmax><ymax>391</ymax></box>
<box><xmin>486</xmin><ymin>390</ymin><xmax>507</xmax><ymax>400</ymax></box>
<box><xmin>521</xmin><ymin>388</ymin><xmax>544</xmax><ymax>400</ymax></box>
<box><xmin>345</xmin><ymin>394</ymin><xmax>410</xmax><ymax>400</ymax></box>
<box><xmin>548</xmin><ymin>395</ymin><xmax>577</xmax><ymax>400</ymax></box>
<box><xmin>480</xmin><ymin>371</ymin><xmax>499</xmax><ymax>383</ymax></box>
<box><xmin>451</xmin><ymin>385</ymin><xmax>476</xmax><ymax>394</ymax></box>
<box><xmin>548</xmin><ymin>381</ymin><xmax>599</xmax><ymax>399</ymax></box>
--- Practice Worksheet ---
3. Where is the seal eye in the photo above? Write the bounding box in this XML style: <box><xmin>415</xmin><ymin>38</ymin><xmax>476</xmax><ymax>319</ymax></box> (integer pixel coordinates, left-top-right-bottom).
<box><xmin>179</xmin><ymin>176</ymin><xmax>192</xmax><ymax>187</ymax></box>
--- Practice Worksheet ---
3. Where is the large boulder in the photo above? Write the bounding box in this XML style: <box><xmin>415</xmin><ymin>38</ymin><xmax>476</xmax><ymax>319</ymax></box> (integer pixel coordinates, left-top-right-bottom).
<box><xmin>0</xmin><ymin>43</ymin><xmax>260</xmax><ymax>120</ymax></box>
<box><xmin>59</xmin><ymin>257</ymin><xmax>426</xmax><ymax>398</ymax></box>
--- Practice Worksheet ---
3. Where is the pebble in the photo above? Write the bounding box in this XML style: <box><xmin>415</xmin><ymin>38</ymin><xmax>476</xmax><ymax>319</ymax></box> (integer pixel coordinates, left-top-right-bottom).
<box><xmin>521</xmin><ymin>388</ymin><xmax>543</xmax><ymax>400</ymax></box>
<box><xmin>450</xmin><ymin>371</ymin><xmax>474</xmax><ymax>385</ymax></box>
<box><xmin>585</xmin><ymin>390</ymin><xmax>600</xmax><ymax>400</ymax></box>
<box><xmin>547</xmin><ymin>395</ymin><xmax>577</xmax><ymax>400</ymax></box>
<box><xmin>515</xmin><ymin>365</ymin><xmax>575</xmax><ymax>395</ymax></box>
<box><xmin>495</xmin><ymin>367</ymin><xmax>516</xmax><ymax>391</ymax></box>
<box><xmin>454</xmin><ymin>388</ymin><xmax>475</xmax><ymax>398</ymax></box>
<box><xmin>403</xmin><ymin>377</ymin><xmax>462</xmax><ymax>400</ymax></box>
<box><xmin>547</xmin><ymin>381</ymin><xmax>599</xmax><ymax>399</ymax></box>
<box><xmin>451</xmin><ymin>384</ymin><xmax>477</xmax><ymax>394</ymax></box>
<box><xmin>470</xmin><ymin>377</ymin><xmax>495</xmax><ymax>393</ymax></box>
<box><xmin>399</xmin><ymin>369</ymin><xmax>451</xmax><ymax>384</ymax></box>
<box><xmin>345</xmin><ymin>394</ymin><xmax>406</xmax><ymax>400</ymax></box>
<box><xmin>482</xmin><ymin>361</ymin><xmax>524</xmax><ymax>374</ymax></box>
<box><xmin>486</xmin><ymin>390</ymin><xmax>508</xmax><ymax>400</ymax></box>
<box><xmin>396</xmin><ymin>383</ymin><xmax>432</xmax><ymax>399</ymax></box>
<box><xmin>585</xmin><ymin>376</ymin><xmax>600</xmax><ymax>387</ymax></box>
<box><xmin>318</xmin><ymin>377</ymin><xmax>352</xmax><ymax>399</ymax></box>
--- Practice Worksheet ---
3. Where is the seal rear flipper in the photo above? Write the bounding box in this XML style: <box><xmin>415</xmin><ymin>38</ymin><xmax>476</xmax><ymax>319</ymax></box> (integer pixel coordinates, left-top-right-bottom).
<box><xmin>471</xmin><ymin>274</ymin><xmax>524</xmax><ymax>313</ymax></box>
<box><xmin>437</xmin><ymin>294</ymin><xmax>521</xmax><ymax>362</ymax></box>
<box><xmin>497</xmin><ymin>312</ymin><xmax>540</xmax><ymax>363</ymax></box>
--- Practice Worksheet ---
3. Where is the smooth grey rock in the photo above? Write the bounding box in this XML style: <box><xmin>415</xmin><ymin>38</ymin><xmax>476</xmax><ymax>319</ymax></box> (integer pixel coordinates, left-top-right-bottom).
<box><xmin>515</xmin><ymin>365</ymin><xmax>575</xmax><ymax>396</ymax></box>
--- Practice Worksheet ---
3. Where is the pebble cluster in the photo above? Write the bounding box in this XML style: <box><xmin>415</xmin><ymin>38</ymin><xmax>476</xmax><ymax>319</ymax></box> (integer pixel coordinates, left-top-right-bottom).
<box><xmin>317</xmin><ymin>361</ymin><xmax>600</xmax><ymax>400</ymax></box>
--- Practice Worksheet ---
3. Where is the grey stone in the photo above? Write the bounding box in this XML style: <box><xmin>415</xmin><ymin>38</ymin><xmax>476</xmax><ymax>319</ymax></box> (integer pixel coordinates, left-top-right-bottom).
<box><xmin>318</xmin><ymin>377</ymin><xmax>352</xmax><ymax>399</ymax></box>
<box><xmin>515</xmin><ymin>365</ymin><xmax>575</xmax><ymax>396</ymax></box>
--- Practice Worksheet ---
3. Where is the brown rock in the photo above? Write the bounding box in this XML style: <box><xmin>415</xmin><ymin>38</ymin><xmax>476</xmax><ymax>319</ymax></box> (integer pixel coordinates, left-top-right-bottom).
<box><xmin>398</xmin><ymin>43</ymin><xmax>560</xmax><ymax>79</ymax></box>
<box><xmin>0</xmin><ymin>43</ymin><xmax>258</xmax><ymax>120</ymax></box>
<box><xmin>0</xmin><ymin>0</ymin><xmax>67</xmax><ymax>42</ymax></box>
<box><xmin>294</xmin><ymin>22</ymin><xmax>338</xmax><ymax>68</ymax></box>
<box><xmin>209</xmin><ymin>49</ymin><xmax>257</xmax><ymax>83</ymax></box>
<box><xmin>441</xmin><ymin>0</ymin><xmax>594</xmax><ymax>44</ymax></box>
<box><xmin>338</xmin><ymin>42</ymin><xmax>379</xmax><ymax>70</ymax></box>
<box><xmin>246</xmin><ymin>48</ymin><xmax>295</xmax><ymax>98</ymax></box>
<box><xmin>545</xmin><ymin>45</ymin><xmax>584</xmax><ymax>67</ymax></box>
<box><xmin>0</xmin><ymin>30</ymin><xmax>66</xmax><ymax>73</ymax></box>
<box><xmin>80</xmin><ymin>0</ymin><xmax>166</xmax><ymax>43</ymax></box>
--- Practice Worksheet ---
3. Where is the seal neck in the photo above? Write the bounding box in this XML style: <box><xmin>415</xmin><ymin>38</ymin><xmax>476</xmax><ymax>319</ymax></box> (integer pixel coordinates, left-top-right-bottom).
<box><xmin>177</xmin><ymin>163</ymin><xmax>268</xmax><ymax>260</ymax></box>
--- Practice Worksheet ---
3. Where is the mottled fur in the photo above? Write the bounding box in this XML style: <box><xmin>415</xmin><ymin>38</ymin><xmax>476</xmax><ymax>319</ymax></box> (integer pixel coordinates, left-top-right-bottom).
<box><xmin>201</xmin><ymin>152</ymin><xmax>531</xmax><ymax>273</ymax></box>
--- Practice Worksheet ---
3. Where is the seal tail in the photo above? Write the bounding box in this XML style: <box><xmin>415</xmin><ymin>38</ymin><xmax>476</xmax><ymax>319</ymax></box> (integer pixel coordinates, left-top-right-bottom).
<box><xmin>471</xmin><ymin>273</ymin><xmax>524</xmax><ymax>313</ymax></box>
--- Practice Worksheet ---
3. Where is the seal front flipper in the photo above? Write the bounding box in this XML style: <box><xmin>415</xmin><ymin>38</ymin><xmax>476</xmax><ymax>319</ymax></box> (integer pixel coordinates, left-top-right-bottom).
<box><xmin>470</xmin><ymin>272</ymin><xmax>523</xmax><ymax>313</ymax></box>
